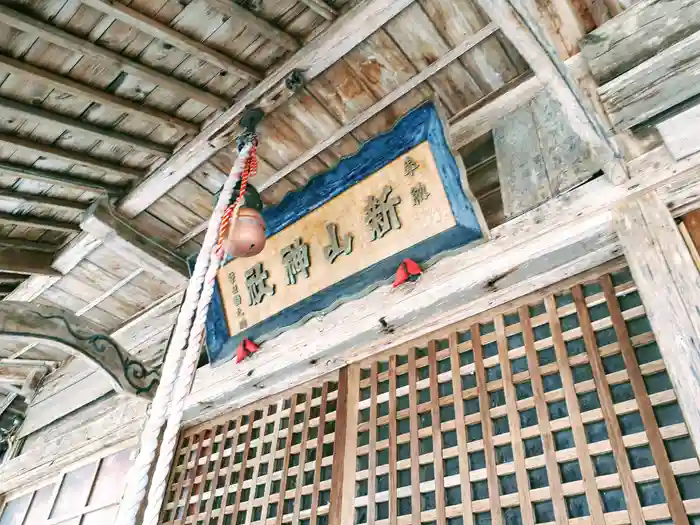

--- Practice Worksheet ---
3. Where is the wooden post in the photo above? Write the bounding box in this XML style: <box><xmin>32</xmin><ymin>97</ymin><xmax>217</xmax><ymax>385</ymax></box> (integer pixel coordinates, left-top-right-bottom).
<box><xmin>614</xmin><ymin>191</ymin><xmax>700</xmax><ymax>454</ymax></box>
<box><xmin>328</xmin><ymin>365</ymin><xmax>360</xmax><ymax>525</ymax></box>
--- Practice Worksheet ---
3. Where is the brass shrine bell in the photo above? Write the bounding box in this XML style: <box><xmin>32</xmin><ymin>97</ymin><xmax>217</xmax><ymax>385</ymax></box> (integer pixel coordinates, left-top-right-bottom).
<box><xmin>222</xmin><ymin>181</ymin><xmax>267</xmax><ymax>258</ymax></box>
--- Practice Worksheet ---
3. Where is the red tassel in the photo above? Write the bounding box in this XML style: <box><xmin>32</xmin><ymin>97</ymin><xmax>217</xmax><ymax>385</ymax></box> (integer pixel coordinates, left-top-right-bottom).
<box><xmin>235</xmin><ymin>338</ymin><xmax>260</xmax><ymax>363</ymax></box>
<box><xmin>393</xmin><ymin>259</ymin><xmax>422</xmax><ymax>288</ymax></box>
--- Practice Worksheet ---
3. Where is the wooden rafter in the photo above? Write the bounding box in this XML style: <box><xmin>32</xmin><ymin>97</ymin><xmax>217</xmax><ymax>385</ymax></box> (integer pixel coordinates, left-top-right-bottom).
<box><xmin>473</xmin><ymin>0</ymin><xmax>628</xmax><ymax>182</ymax></box>
<box><xmin>0</xmin><ymin>211</ymin><xmax>80</xmax><ymax>233</ymax></box>
<box><xmin>0</xmin><ymin>394</ymin><xmax>17</xmax><ymax>419</ymax></box>
<box><xmin>117</xmin><ymin>0</ymin><xmax>418</xmax><ymax>218</ymax></box>
<box><xmin>79</xmin><ymin>0</ymin><xmax>263</xmax><ymax>82</ymax></box>
<box><xmin>0</xmin><ymin>96</ymin><xmax>172</xmax><ymax>158</ymax></box>
<box><xmin>0</xmin><ymin>5</ymin><xmax>228</xmax><ymax>110</ymax></box>
<box><xmin>0</xmin><ymin>189</ymin><xmax>90</xmax><ymax>213</ymax></box>
<box><xmin>0</xmin><ymin>54</ymin><xmax>199</xmax><ymax>135</ymax></box>
<box><xmin>0</xmin><ymin>133</ymin><xmax>142</xmax><ymax>180</ymax></box>
<box><xmin>0</xmin><ymin>238</ymin><xmax>57</xmax><ymax>254</ymax></box>
<box><xmin>0</xmin><ymin>162</ymin><xmax>124</xmax><ymax>196</ymax></box>
<box><xmin>0</xmin><ymin>274</ymin><xmax>25</xmax><ymax>285</ymax></box>
<box><xmin>205</xmin><ymin>0</ymin><xmax>300</xmax><ymax>51</ymax></box>
<box><xmin>299</xmin><ymin>0</ymin><xmax>338</xmax><ymax>20</ymax></box>
<box><xmin>0</xmin><ymin>249</ymin><xmax>58</xmax><ymax>276</ymax></box>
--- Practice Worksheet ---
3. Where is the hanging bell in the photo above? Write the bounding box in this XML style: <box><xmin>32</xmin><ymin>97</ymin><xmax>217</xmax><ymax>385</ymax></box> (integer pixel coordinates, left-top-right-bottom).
<box><xmin>223</xmin><ymin>181</ymin><xmax>267</xmax><ymax>258</ymax></box>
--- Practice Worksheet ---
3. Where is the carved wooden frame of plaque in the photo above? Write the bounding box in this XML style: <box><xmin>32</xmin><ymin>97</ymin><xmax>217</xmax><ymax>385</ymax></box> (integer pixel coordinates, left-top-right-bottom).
<box><xmin>203</xmin><ymin>102</ymin><xmax>487</xmax><ymax>365</ymax></box>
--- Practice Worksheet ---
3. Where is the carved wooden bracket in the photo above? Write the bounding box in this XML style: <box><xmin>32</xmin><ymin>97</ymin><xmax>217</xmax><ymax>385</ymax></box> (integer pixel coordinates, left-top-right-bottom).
<box><xmin>0</xmin><ymin>302</ymin><xmax>160</xmax><ymax>398</ymax></box>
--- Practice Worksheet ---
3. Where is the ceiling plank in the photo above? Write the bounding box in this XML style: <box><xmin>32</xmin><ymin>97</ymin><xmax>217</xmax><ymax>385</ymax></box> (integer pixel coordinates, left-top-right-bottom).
<box><xmin>0</xmin><ymin>96</ymin><xmax>172</xmax><ymax>157</ymax></box>
<box><xmin>258</xmin><ymin>24</ymin><xmax>499</xmax><ymax>191</ymax></box>
<box><xmin>81</xmin><ymin>201</ymin><xmax>188</xmax><ymax>285</ymax></box>
<box><xmin>80</xmin><ymin>0</ymin><xmax>263</xmax><ymax>82</ymax></box>
<box><xmin>0</xmin><ymin>211</ymin><xmax>80</xmax><ymax>233</ymax></box>
<box><xmin>0</xmin><ymin>54</ymin><xmax>199</xmax><ymax>135</ymax></box>
<box><xmin>0</xmin><ymin>394</ymin><xmax>17</xmax><ymax>419</ymax></box>
<box><xmin>0</xmin><ymin>238</ymin><xmax>57</xmax><ymax>254</ymax></box>
<box><xmin>0</xmin><ymin>249</ymin><xmax>59</xmax><ymax>276</ymax></box>
<box><xmin>204</xmin><ymin>0</ymin><xmax>300</xmax><ymax>51</ymax></box>
<box><xmin>117</xmin><ymin>0</ymin><xmax>418</xmax><ymax>218</ymax></box>
<box><xmin>0</xmin><ymin>274</ymin><xmax>26</xmax><ymax>284</ymax></box>
<box><xmin>0</xmin><ymin>133</ymin><xmax>143</xmax><ymax>180</ymax></box>
<box><xmin>0</xmin><ymin>4</ymin><xmax>228</xmax><ymax>110</ymax></box>
<box><xmin>0</xmin><ymin>162</ymin><xmax>124</xmax><ymax>195</ymax></box>
<box><xmin>299</xmin><ymin>0</ymin><xmax>338</xmax><ymax>20</ymax></box>
<box><xmin>0</xmin><ymin>189</ymin><xmax>90</xmax><ymax>213</ymax></box>
<box><xmin>473</xmin><ymin>0</ymin><xmax>628</xmax><ymax>182</ymax></box>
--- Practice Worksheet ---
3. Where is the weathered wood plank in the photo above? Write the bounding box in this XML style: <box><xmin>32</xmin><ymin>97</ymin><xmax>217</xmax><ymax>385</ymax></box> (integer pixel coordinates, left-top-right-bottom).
<box><xmin>0</xmin><ymin>237</ymin><xmax>58</xmax><ymax>253</ymax></box>
<box><xmin>656</xmin><ymin>102</ymin><xmax>700</xmax><ymax>160</ymax></box>
<box><xmin>299</xmin><ymin>0</ymin><xmax>337</xmax><ymax>20</ymax></box>
<box><xmin>599</xmin><ymin>30</ymin><xmax>700</xmax><ymax>130</ymax></box>
<box><xmin>0</xmin><ymin>5</ymin><xmax>229</xmax><ymax>110</ymax></box>
<box><xmin>0</xmin><ymin>189</ymin><xmax>88</xmax><ymax>213</ymax></box>
<box><xmin>581</xmin><ymin>0</ymin><xmax>700</xmax><ymax>84</ymax></box>
<box><xmin>494</xmin><ymin>99</ymin><xmax>551</xmax><ymax>216</ymax></box>
<box><xmin>204</xmin><ymin>0</ymin><xmax>300</xmax><ymax>51</ymax></box>
<box><xmin>474</xmin><ymin>0</ymin><xmax>627</xmax><ymax>182</ymax></box>
<box><xmin>0</xmin><ymin>162</ymin><xmax>124</xmax><ymax>195</ymax></box>
<box><xmin>614</xmin><ymin>192</ymin><xmax>700</xmax><ymax>456</ymax></box>
<box><xmin>80</xmin><ymin>200</ymin><xmax>188</xmax><ymax>284</ymax></box>
<box><xmin>0</xmin><ymin>210</ymin><xmax>80</xmax><ymax>233</ymax></box>
<box><xmin>0</xmin><ymin>54</ymin><xmax>199</xmax><ymax>135</ymax></box>
<box><xmin>0</xmin><ymin>248</ymin><xmax>57</xmax><ymax>276</ymax></box>
<box><xmin>117</xmin><ymin>0</ymin><xmax>417</xmax><ymax>217</ymax></box>
<box><xmin>79</xmin><ymin>0</ymin><xmax>262</xmax><ymax>82</ymax></box>
<box><xmin>0</xmin><ymin>132</ymin><xmax>142</xmax><ymax>180</ymax></box>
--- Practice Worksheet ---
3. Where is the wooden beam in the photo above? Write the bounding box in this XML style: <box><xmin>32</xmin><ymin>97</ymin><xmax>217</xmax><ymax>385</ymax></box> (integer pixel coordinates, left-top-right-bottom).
<box><xmin>0</xmin><ymin>54</ymin><xmax>199</xmax><ymax>135</ymax></box>
<box><xmin>0</xmin><ymin>189</ymin><xmax>89</xmax><ymax>213</ymax></box>
<box><xmin>0</xmin><ymin>96</ymin><xmax>172</xmax><ymax>158</ymax></box>
<box><xmin>79</xmin><ymin>0</ymin><xmax>262</xmax><ymax>82</ymax></box>
<box><xmin>117</xmin><ymin>0</ymin><xmax>417</xmax><ymax>217</ymax></box>
<box><xmin>615</xmin><ymin>191</ymin><xmax>700</xmax><ymax>456</ymax></box>
<box><xmin>0</xmin><ymin>359</ymin><xmax>58</xmax><ymax>369</ymax></box>
<box><xmin>0</xmin><ymin>5</ymin><xmax>228</xmax><ymax>110</ymax></box>
<box><xmin>657</xmin><ymin>102</ymin><xmax>700</xmax><ymax>160</ymax></box>
<box><xmin>204</xmin><ymin>0</ymin><xmax>300</xmax><ymax>51</ymax></box>
<box><xmin>0</xmin><ymin>238</ymin><xmax>57</xmax><ymax>253</ymax></box>
<box><xmin>0</xmin><ymin>133</ymin><xmax>142</xmax><ymax>180</ymax></box>
<box><xmin>299</xmin><ymin>0</ymin><xmax>338</xmax><ymax>20</ymax></box>
<box><xmin>183</xmin><ymin>144</ymin><xmax>700</xmax><ymax>424</ymax></box>
<box><xmin>473</xmin><ymin>0</ymin><xmax>628</xmax><ymax>182</ymax></box>
<box><xmin>0</xmin><ymin>274</ymin><xmax>26</xmax><ymax>285</ymax></box>
<box><xmin>0</xmin><ymin>211</ymin><xmax>79</xmax><ymax>233</ymax></box>
<box><xmin>0</xmin><ymin>162</ymin><xmax>124</xmax><ymax>195</ymax></box>
<box><xmin>80</xmin><ymin>200</ymin><xmax>188</xmax><ymax>284</ymax></box>
<box><xmin>0</xmin><ymin>249</ymin><xmax>58</xmax><ymax>276</ymax></box>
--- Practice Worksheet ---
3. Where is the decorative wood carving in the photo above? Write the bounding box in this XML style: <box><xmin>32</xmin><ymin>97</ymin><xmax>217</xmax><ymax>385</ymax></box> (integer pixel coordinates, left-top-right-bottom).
<box><xmin>0</xmin><ymin>302</ymin><xmax>160</xmax><ymax>398</ymax></box>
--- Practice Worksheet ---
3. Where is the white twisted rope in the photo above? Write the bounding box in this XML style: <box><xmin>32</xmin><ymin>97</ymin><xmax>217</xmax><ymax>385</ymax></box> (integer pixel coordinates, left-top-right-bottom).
<box><xmin>116</xmin><ymin>142</ymin><xmax>254</xmax><ymax>525</ymax></box>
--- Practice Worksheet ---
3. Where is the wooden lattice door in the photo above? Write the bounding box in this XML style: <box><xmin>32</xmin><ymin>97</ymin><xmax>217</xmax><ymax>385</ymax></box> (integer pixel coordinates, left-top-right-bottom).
<box><xmin>162</xmin><ymin>263</ymin><xmax>700</xmax><ymax>525</ymax></box>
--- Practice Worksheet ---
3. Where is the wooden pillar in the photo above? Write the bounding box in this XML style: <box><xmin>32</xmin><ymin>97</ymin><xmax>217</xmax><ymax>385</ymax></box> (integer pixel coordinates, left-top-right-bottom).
<box><xmin>614</xmin><ymin>191</ymin><xmax>700</xmax><ymax>453</ymax></box>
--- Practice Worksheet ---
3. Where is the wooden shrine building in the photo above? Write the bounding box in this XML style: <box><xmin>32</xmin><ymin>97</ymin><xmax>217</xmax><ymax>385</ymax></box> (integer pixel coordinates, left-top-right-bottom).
<box><xmin>0</xmin><ymin>0</ymin><xmax>699</xmax><ymax>523</ymax></box>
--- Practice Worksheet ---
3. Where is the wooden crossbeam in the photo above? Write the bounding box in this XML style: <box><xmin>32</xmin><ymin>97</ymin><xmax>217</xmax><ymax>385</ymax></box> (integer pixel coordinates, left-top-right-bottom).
<box><xmin>117</xmin><ymin>0</ymin><xmax>418</xmax><ymax>217</ymax></box>
<box><xmin>0</xmin><ymin>189</ymin><xmax>89</xmax><ymax>213</ymax></box>
<box><xmin>0</xmin><ymin>273</ymin><xmax>26</xmax><ymax>284</ymax></box>
<box><xmin>0</xmin><ymin>54</ymin><xmax>199</xmax><ymax>135</ymax></box>
<box><xmin>0</xmin><ymin>211</ymin><xmax>80</xmax><ymax>233</ymax></box>
<box><xmin>473</xmin><ymin>0</ymin><xmax>628</xmax><ymax>183</ymax></box>
<box><xmin>0</xmin><ymin>5</ymin><xmax>229</xmax><ymax>110</ymax></box>
<box><xmin>0</xmin><ymin>162</ymin><xmax>124</xmax><ymax>195</ymax></box>
<box><xmin>0</xmin><ymin>249</ymin><xmax>58</xmax><ymax>276</ymax></box>
<box><xmin>80</xmin><ymin>0</ymin><xmax>263</xmax><ymax>82</ymax></box>
<box><xmin>0</xmin><ymin>133</ymin><xmax>142</xmax><ymax>180</ymax></box>
<box><xmin>0</xmin><ymin>96</ymin><xmax>172</xmax><ymax>157</ymax></box>
<box><xmin>299</xmin><ymin>0</ymin><xmax>338</xmax><ymax>20</ymax></box>
<box><xmin>205</xmin><ymin>0</ymin><xmax>300</xmax><ymax>51</ymax></box>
